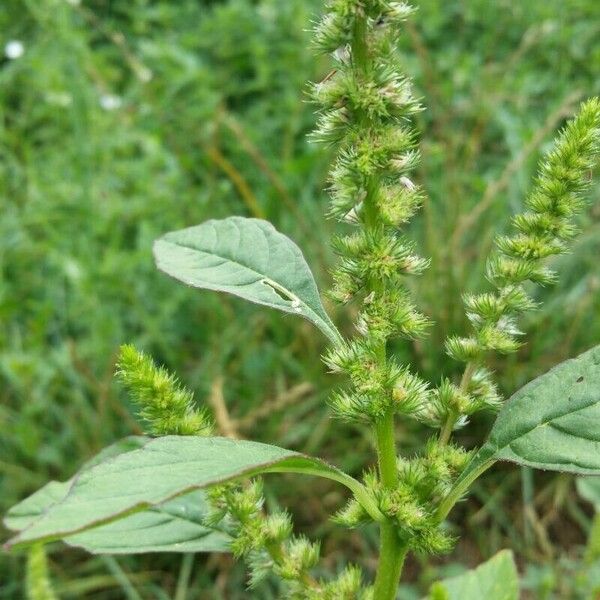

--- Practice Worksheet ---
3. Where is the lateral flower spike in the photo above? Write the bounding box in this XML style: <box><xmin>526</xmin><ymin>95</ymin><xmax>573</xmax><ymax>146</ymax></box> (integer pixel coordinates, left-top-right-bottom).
<box><xmin>429</xmin><ymin>98</ymin><xmax>600</xmax><ymax>431</ymax></box>
<box><xmin>454</xmin><ymin>98</ymin><xmax>600</xmax><ymax>367</ymax></box>
<box><xmin>116</xmin><ymin>344</ymin><xmax>214</xmax><ymax>437</ymax></box>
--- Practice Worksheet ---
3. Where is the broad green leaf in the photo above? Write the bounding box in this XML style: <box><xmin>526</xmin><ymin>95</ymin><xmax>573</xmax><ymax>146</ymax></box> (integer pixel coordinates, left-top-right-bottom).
<box><xmin>153</xmin><ymin>217</ymin><xmax>342</xmax><ymax>344</ymax></box>
<box><xmin>5</xmin><ymin>437</ymin><xmax>147</xmax><ymax>532</ymax></box>
<box><xmin>439</xmin><ymin>345</ymin><xmax>600</xmax><ymax>520</ymax></box>
<box><xmin>65</xmin><ymin>491</ymin><xmax>230</xmax><ymax>554</ymax></box>
<box><xmin>428</xmin><ymin>550</ymin><xmax>519</xmax><ymax>600</ymax></box>
<box><xmin>6</xmin><ymin>436</ymin><xmax>379</xmax><ymax>549</ymax></box>
<box><xmin>488</xmin><ymin>344</ymin><xmax>600</xmax><ymax>473</ymax></box>
<box><xmin>6</xmin><ymin>478</ymin><xmax>229</xmax><ymax>554</ymax></box>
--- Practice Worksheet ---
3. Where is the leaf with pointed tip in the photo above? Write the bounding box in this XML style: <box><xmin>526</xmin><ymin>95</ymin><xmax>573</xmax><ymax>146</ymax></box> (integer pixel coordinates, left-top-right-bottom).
<box><xmin>6</xmin><ymin>475</ymin><xmax>229</xmax><ymax>555</ymax></box>
<box><xmin>5</xmin><ymin>437</ymin><xmax>147</xmax><ymax>533</ymax></box>
<box><xmin>153</xmin><ymin>217</ymin><xmax>342</xmax><ymax>344</ymax></box>
<box><xmin>5</xmin><ymin>436</ymin><xmax>379</xmax><ymax>549</ymax></box>
<box><xmin>439</xmin><ymin>345</ymin><xmax>600</xmax><ymax>520</ymax></box>
<box><xmin>428</xmin><ymin>550</ymin><xmax>519</xmax><ymax>600</ymax></box>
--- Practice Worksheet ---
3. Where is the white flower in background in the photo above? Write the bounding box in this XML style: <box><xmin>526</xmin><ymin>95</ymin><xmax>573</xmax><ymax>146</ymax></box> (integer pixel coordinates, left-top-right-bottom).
<box><xmin>5</xmin><ymin>40</ymin><xmax>25</xmax><ymax>60</ymax></box>
<box><xmin>99</xmin><ymin>94</ymin><xmax>122</xmax><ymax>111</ymax></box>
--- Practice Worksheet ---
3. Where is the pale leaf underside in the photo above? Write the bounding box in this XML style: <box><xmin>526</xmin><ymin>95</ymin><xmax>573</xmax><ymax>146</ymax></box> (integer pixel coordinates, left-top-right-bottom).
<box><xmin>153</xmin><ymin>217</ymin><xmax>342</xmax><ymax>344</ymax></box>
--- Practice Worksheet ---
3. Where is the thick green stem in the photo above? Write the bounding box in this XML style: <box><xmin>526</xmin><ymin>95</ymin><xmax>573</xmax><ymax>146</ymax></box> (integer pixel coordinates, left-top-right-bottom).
<box><xmin>373</xmin><ymin>522</ymin><xmax>408</xmax><ymax>599</ymax></box>
<box><xmin>351</xmin><ymin>11</ymin><xmax>408</xmax><ymax>598</ymax></box>
<box><xmin>373</xmin><ymin>412</ymin><xmax>407</xmax><ymax>600</ymax></box>
<box><xmin>352</xmin><ymin>15</ymin><xmax>369</xmax><ymax>74</ymax></box>
<box><xmin>375</xmin><ymin>412</ymin><xmax>399</xmax><ymax>488</ymax></box>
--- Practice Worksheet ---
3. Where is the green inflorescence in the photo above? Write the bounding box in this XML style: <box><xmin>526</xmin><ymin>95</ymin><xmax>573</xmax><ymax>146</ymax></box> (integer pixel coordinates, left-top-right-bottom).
<box><xmin>116</xmin><ymin>344</ymin><xmax>214</xmax><ymax>437</ymax></box>
<box><xmin>207</xmin><ymin>481</ymin><xmax>372</xmax><ymax>599</ymax></box>
<box><xmin>313</xmin><ymin>1</ymin><xmax>431</xmax><ymax>425</ymax></box>
<box><xmin>437</xmin><ymin>98</ymin><xmax>600</xmax><ymax>434</ymax></box>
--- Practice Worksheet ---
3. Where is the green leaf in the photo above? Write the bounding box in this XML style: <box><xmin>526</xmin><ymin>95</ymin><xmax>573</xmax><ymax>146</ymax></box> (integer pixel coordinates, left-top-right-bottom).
<box><xmin>6</xmin><ymin>476</ymin><xmax>229</xmax><ymax>554</ymax></box>
<box><xmin>65</xmin><ymin>490</ymin><xmax>230</xmax><ymax>554</ymax></box>
<box><xmin>5</xmin><ymin>436</ymin><xmax>380</xmax><ymax>549</ymax></box>
<box><xmin>153</xmin><ymin>217</ymin><xmax>342</xmax><ymax>344</ymax></box>
<box><xmin>5</xmin><ymin>437</ymin><xmax>147</xmax><ymax>532</ymax></box>
<box><xmin>486</xmin><ymin>344</ymin><xmax>600</xmax><ymax>473</ymax></box>
<box><xmin>439</xmin><ymin>345</ymin><xmax>600</xmax><ymax>520</ymax></box>
<box><xmin>428</xmin><ymin>550</ymin><xmax>519</xmax><ymax>600</ymax></box>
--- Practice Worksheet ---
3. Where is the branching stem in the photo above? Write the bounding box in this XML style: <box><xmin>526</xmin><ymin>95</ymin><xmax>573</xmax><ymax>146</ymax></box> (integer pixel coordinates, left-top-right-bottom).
<box><xmin>439</xmin><ymin>361</ymin><xmax>477</xmax><ymax>445</ymax></box>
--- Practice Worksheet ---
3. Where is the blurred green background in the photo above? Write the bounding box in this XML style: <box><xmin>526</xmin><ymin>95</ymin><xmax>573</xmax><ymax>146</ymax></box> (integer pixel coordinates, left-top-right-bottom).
<box><xmin>1</xmin><ymin>0</ymin><xmax>600</xmax><ymax>598</ymax></box>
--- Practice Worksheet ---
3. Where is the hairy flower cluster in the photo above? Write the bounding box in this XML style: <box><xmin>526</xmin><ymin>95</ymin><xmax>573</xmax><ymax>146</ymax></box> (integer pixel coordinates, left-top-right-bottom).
<box><xmin>313</xmin><ymin>0</ymin><xmax>431</xmax><ymax>424</ymax></box>
<box><xmin>313</xmin><ymin>1</ymin><xmax>417</xmax><ymax>55</ymax></box>
<box><xmin>325</xmin><ymin>339</ymin><xmax>429</xmax><ymax>421</ymax></box>
<box><xmin>207</xmin><ymin>481</ymin><xmax>372</xmax><ymax>599</ymax></box>
<box><xmin>417</xmin><ymin>368</ymin><xmax>502</xmax><ymax>429</ymax></box>
<box><xmin>335</xmin><ymin>441</ymin><xmax>471</xmax><ymax>553</ymax></box>
<box><xmin>447</xmin><ymin>99</ymin><xmax>600</xmax><ymax>367</ymax></box>
<box><xmin>431</xmin><ymin>99</ymin><xmax>600</xmax><ymax>433</ymax></box>
<box><xmin>116</xmin><ymin>344</ymin><xmax>213</xmax><ymax>437</ymax></box>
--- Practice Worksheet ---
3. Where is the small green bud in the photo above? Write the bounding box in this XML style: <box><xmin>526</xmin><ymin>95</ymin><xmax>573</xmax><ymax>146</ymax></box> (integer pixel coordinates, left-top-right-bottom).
<box><xmin>496</xmin><ymin>233</ymin><xmax>566</xmax><ymax>260</ymax></box>
<box><xmin>477</xmin><ymin>323</ymin><xmax>522</xmax><ymax>354</ymax></box>
<box><xmin>466</xmin><ymin>368</ymin><xmax>503</xmax><ymax>412</ymax></box>
<box><xmin>320</xmin><ymin>565</ymin><xmax>366</xmax><ymax>599</ymax></box>
<box><xmin>231</xmin><ymin>519</ymin><xmax>265</xmax><ymax>557</ymax></box>
<box><xmin>376</xmin><ymin>180</ymin><xmax>423</xmax><ymax>227</ymax></box>
<box><xmin>391</xmin><ymin>367</ymin><xmax>430</xmax><ymax>414</ymax></box>
<box><xmin>444</xmin><ymin>336</ymin><xmax>484</xmax><ymax>363</ymax></box>
<box><xmin>357</xmin><ymin>290</ymin><xmax>431</xmax><ymax>341</ymax></box>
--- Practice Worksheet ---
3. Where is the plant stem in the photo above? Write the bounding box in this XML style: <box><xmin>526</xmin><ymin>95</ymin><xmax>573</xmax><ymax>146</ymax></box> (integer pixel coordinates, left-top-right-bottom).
<box><xmin>175</xmin><ymin>554</ymin><xmax>194</xmax><ymax>600</ymax></box>
<box><xmin>350</xmin><ymin>12</ymin><xmax>408</xmax><ymax>598</ymax></box>
<box><xmin>373</xmin><ymin>412</ymin><xmax>407</xmax><ymax>599</ymax></box>
<box><xmin>439</xmin><ymin>361</ymin><xmax>477</xmax><ymax>445</ymax></box>
<box><xmin>373</xmin><ymin>521</ymin><xmax>408</xmax><ymax>599</ymax></box>
<box><xmin>375</xmin><ymin>411</ymin><xmax>399</xmax><ymax>488</ymax></box>
<box><xmin>438</xmin><ymin>409</ymin><xmax>457</xmax><ymax>446</ymax></box>
<box><xmin>101</xmin><ymin>556</ymin><xmax>143</xmax><ymax>600</ymax></box>
<box><xmin>352</xmin><ymin>15</ymin><xmax>369</xmax><ymax>74</ymax></box>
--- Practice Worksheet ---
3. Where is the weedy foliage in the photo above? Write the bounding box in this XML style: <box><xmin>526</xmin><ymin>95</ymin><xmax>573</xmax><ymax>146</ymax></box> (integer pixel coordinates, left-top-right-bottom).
<box><xmin>4</xmin><ymin>1</ymin><xmax>600</xmax><ymax>599</ymax></box>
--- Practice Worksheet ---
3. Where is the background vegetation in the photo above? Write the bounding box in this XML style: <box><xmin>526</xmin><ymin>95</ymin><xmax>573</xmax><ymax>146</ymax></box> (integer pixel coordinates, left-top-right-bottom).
<box><xmin>1</xmin><ymin>0</ymin><xmax>600</xmax><ymax>597</ymax></box>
